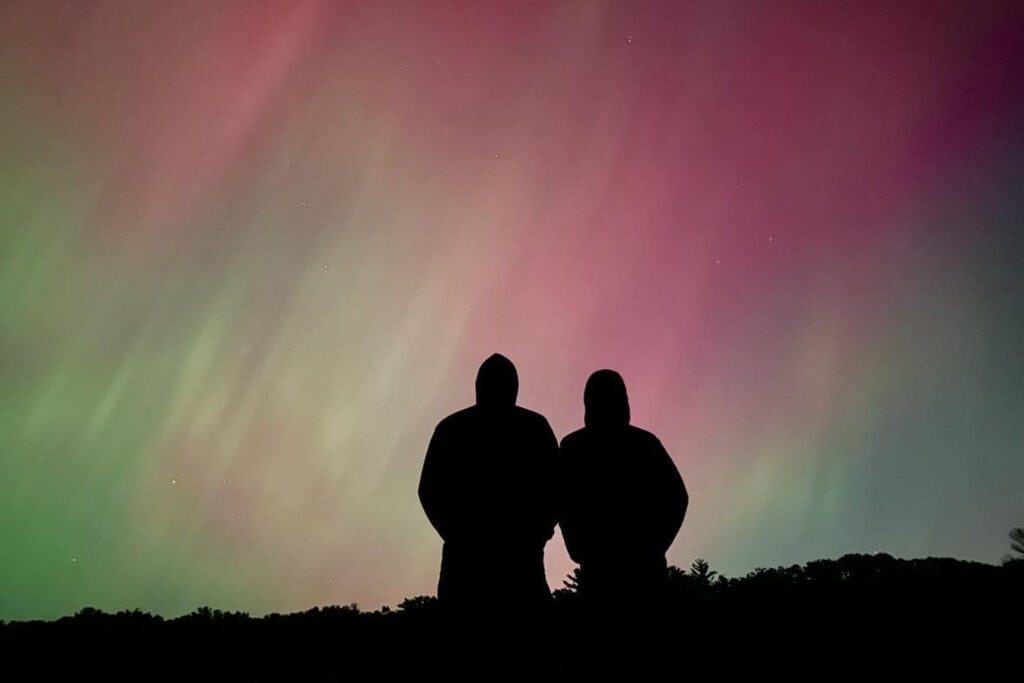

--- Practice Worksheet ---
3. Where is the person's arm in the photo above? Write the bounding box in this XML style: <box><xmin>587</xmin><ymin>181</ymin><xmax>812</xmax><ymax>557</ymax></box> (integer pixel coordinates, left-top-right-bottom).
<box><xmin>537</xmin><ymin>417</ymin><xmax>560</xmax><ymax>543</ymax></box>
<box><xmin>418</xmin><ymin>424</ymin><xmax>454</xmax><ymax>542</ymax></box>
<box><xmin>652</xmin><ymin>437</ymin><xmax>688</xmax><ymax>555</ymax></box>
<box><xmin>556</xmin><ymin>436</ymin><xmax>589</xmax><ymax>565</ymax></box>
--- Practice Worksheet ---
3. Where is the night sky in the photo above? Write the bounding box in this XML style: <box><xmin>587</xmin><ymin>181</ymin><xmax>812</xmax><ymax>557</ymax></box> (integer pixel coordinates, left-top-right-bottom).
<box><xmin>1</xmin><ymin>1</ymin><xmax>1023</xmax><ymax>620</ymax></box>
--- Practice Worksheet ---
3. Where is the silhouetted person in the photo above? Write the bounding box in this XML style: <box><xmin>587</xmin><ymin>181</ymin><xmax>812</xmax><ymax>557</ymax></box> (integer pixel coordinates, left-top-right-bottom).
<box><xmin>558</xmin><ymin>369</ymin><xmax>688</xmax><ymax>675</ymax></box>
<box><xmin>418</xmin><ymin>353</ymin><xmax>558</xmax><ymax>676</ymax></box>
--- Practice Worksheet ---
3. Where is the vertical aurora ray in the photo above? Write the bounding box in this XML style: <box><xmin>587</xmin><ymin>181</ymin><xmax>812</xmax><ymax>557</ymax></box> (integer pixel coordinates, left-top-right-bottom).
<box><xmin>1</xmin><ymin>1</ymin><xmax>1022</xmax><ymax>619</ymax></box>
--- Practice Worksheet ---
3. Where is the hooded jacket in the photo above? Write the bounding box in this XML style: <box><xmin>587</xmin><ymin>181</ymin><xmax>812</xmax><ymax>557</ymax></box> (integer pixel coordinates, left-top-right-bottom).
<box><xmin>418</xmin><ymin>354</ymin><xmax>559</xmax><ymax>606</ymax></box>
<box><xmin>558</xmin><ymin>370</ymin><xmax>688</xmax><ymax>578</ymax></box>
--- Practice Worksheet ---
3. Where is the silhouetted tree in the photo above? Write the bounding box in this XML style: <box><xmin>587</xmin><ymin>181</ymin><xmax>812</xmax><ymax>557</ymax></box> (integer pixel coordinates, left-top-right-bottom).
<box><xmin>689</xmin><ymin>558</ymin><xmax>718</xmax><ymax>585</ymax></box>
<box><xmin>74</xmin><ymin>606</ymin><xmax>103</xmax><ymax>619</ymax></box>
<box><xmin>665</xmin><ymin>564</ymin><xmax>701</xmax><ymax>603</ymax></box>
<box><xmin>1003</xmin><ymin>526</ymin><xmax>1024</xmax><ymax>565</ymax></box>
<box><xmin>396</xmin><ymin>596</ymin><xmax>438</xmax><ymax>612</ymax></box>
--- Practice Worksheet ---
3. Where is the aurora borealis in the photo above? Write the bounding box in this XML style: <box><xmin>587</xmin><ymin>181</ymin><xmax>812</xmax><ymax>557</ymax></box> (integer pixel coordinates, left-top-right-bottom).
<box><xmin>1</xmin><ymin>1</ymin><xmax>1023</xmax><ymax>620</ymax></box>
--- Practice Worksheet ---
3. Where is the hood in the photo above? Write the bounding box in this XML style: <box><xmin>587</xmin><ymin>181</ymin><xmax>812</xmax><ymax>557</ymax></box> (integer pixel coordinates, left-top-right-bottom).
<box><xmin>583</xmin><ymin>369</ymin><xmax>630</xmax><ymax>429</ymax></box>
<box><xmin>475</xmin><ymin>353</ymin><xmax>518</xmax><ymax>408</ymax></box>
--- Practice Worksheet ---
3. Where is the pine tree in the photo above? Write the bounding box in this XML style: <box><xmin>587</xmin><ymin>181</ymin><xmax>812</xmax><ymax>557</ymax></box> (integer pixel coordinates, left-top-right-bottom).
<box><xmin>689</xmin><ymin>558</ymin><xmax>718</xmax><ymax>584</ymax></box>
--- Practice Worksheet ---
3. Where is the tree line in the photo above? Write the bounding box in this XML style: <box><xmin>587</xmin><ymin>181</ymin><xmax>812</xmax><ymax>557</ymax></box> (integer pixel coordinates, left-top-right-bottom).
<box><xmin>2</xmin><ymin>535</ymin><xmax>1020</xmax><ymax>678</ymax></box>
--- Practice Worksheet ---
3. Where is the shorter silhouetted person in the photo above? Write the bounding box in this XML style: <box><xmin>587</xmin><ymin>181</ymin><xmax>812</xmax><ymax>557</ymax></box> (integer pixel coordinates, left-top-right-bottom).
<box><xmin>418</xmin><ymin>353</ymin><xmax>558</xmax><ymax>676</ymax></box>
<box><xmin>558</xmin><ymin>369</ymin><xmax>688</xmax><ymax>674</ymax></box>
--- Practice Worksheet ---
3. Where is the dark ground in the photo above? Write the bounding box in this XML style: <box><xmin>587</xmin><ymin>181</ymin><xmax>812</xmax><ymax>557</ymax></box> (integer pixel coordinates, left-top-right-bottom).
<box><xmin>2</xmin><ymin>554</ymin><xmax>1020</xmax><ymax>680</ymax></box>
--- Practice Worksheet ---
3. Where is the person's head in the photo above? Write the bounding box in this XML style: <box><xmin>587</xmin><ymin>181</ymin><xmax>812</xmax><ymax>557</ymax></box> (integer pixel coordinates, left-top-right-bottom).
<box><xmin>475</xmin><ymin>353</ymin><xmax>518</xmax><ymax>408</ymax></box>
<box><xmin>583</xmin><ymin>369</ymin><xmax>630</xmax><ymax>429</ymax></box>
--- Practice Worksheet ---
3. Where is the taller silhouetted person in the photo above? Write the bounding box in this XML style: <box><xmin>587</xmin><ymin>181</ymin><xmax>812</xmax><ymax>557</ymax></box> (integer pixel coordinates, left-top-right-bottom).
<box><xmin>558</xmin><ymin>369</ymin><xmax>688</xmax><ymax>675</ymax></box>
<box><xmin>418</xmin><ymin>353</ymin><xmax>558</xmax><ymax>675</ymax></box>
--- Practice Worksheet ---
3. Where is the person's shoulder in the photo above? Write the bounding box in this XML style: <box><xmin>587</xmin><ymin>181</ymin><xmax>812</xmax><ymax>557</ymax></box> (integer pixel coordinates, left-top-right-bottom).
<box><xmin>559</xmin><ymin>427</ymin><xmax>587</xmax><ymax>450</ymax></box>
<box><xmin>627</xmin><ymin>425</ymin><xmax>665</xmax><ymax>449</ymax></box>
<box><xmin>627</xmin><ymin>427</ymin><xmax>680</xmax><ymax>472</ymax></box>
<box><xmin>513</xmin><ymin>405</ymin><xmax>553</xmax><ymax>427</ymax></box>
<box><xmin>434</xmin><ymin>406</ymin><xmax>476</xmax><ymax>431</ymax></box>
